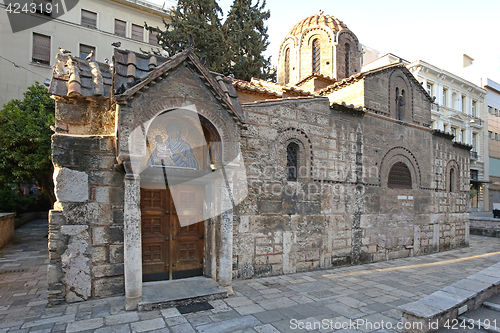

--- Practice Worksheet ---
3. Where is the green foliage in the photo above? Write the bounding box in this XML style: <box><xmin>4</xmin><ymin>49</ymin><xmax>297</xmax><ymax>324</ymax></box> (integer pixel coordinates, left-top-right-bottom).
<box><xmin>223</xmin><ymin>0</ymin><xmax>275</xmax><ymax>81</ymax></box>
<box><xmin>147</xmin><ymin>0</ymin><xmax>275</xmax><ymax>81</ymax></box>
<box><xmin>147</xmin><ymin>0</ymin><xmax>228</xmax><ymax>74</ymax></box>
<box><xmin>0</xmin><ymin>82</ymin><xmax>55</xmax><ymax>206</ymax></box>
<box><xmin>0</xmin><ymin>185</ymin><xmax>34</xmax><ymax>215</ymax></box>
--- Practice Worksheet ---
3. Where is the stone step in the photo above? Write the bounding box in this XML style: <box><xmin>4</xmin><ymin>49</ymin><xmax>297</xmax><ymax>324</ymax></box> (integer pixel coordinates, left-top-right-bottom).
<box><xmin>138</xmin><ymin>276</ymin><xmax>227</xmax><ymax>311</ymax></box>
<box><xmin>484</xmin><ymin>302</ymin><xmax>500</xmax><ymax>312</ymax></box>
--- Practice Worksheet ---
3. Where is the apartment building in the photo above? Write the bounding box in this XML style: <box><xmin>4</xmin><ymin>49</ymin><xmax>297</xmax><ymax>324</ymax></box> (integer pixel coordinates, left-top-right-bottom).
<box><xmin>0</xmin><ymin>0</ymin><xmax>169</xmax><ymax>107</ymax></box>
<box><xmin>406</xmin><ymin>60</ymin><xmax>488</xmax><ymax>211</ymax></box>
<box><xmin>483</xmin><ymin>78</ymin><xmax>500</xmax><ymax>210</ymax></box>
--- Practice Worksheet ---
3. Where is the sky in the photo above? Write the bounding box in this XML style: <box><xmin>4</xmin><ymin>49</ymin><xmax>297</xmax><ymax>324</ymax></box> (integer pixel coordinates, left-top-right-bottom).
<box><xmin>150</xmin><ymin>0</ymin><xmax>500</xmax><ymax>86</ymax></box>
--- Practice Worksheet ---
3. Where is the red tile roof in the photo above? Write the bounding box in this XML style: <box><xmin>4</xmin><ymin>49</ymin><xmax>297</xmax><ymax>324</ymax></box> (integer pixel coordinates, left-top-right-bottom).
<box><xmin>288</xmin><ymin>14</ymin><xmax>348</xmax><ymax>36</ymax></box>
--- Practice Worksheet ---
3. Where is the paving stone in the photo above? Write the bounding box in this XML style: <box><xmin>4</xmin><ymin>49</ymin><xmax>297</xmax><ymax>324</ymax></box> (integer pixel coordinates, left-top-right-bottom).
<box><xmin>253</xmin><ymin>323</ymin><xmax>280</xmax><ymax>333</ymax></box>
<box><xmin>170</xmin><ymin>323</ymin><xmax>195</xmax><ymax>333</ymax></box>
<box><xmin>94</xmin><ymin>324</ymin><xmax>131</xmax><ymax>333</ymax></box>
<box><xmin>66</xmin><ymin>318</ymin><xmax>104</xmax><ymax>333</ymax></box>
<box><xmin>130</xmin><ymin>318</ymin><xmax>166</xmax><ymax>332</ymax></box>
<box><xmin>197</xmin><ymin>315</ymin><xmax>261</xmax><ymax>333</ymax></box>
<box><xmin>165</xmin><ymin>314</ymin><xmax>188</xmax><ymax>326</ymax></box>
<box><xmin>225</xmin><ymin>296</ymin><xmax>254</xmax><ymax>307</ymax></box>
<box><xmin>258</xmin><ymin>297</ymin><xmax>298</xmax><ymax>310</ymax></box>
<box><xmin>21</xmin><ymin>314</ymin><xmax>75</xmax><ymax>328</ymax></box>
<box><xmin>105</xmin><ymin>312</ymin><xmax>140</xmax><ymax>325</ymax></box>
<box><xmin>160</xmin><ymin>307</ymin><xmax>181</xmax><ymax>318</ymax></box>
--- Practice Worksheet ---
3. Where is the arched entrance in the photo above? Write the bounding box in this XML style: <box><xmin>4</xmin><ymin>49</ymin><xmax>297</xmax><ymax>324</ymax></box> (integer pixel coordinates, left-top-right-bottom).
<box><xmin>139</xmin><ymin>110</ymin><xmax>221</xmax><ymax>281</ymax></box>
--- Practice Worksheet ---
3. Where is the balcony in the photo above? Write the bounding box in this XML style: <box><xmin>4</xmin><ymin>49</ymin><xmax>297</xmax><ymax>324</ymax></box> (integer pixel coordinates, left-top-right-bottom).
<box><xmin>470</xmin><ymin>151</ymin><xmax>478</xmax><ymax>160</ymax></box>
<box><xmin>431</xmin><ymin>103</ymin><xmax>440</xmax><ymax>112</ymax></box>
<box><xmin>470</xmin><ymin>117</ymin><xmax>483</xmax><ymax>127</ymax></box>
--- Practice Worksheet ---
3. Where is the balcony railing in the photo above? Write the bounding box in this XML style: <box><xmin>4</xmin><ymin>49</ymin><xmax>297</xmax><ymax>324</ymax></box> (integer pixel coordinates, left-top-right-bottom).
<box><xmin>470</xmin><ymin>151</ymin><xmax>478</xmax><ymax>160</ymax></box>
<box><xmin>431</xmin><ymin>103</ymin><xmax>440</xmax><ymax>112</ymax></box>
<box><xmin>471</xmin><ymin>117</ymin><xmax>482</xmax><ymax>126</ymax></box>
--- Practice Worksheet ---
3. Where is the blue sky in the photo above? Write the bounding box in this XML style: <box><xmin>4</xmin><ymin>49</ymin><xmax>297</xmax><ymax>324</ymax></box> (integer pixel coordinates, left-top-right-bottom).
<box><xmin>151</xmin><ymin>0</ymin><xmax>500</xmax><ymax>85</ymax></box>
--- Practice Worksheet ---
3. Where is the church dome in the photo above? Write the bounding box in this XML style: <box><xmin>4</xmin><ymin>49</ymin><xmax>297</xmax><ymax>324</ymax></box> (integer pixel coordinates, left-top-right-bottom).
<box><xmin>288</xmin><ymin>14</ymin><xmax>349</xmax><ymax>36</ymax></box>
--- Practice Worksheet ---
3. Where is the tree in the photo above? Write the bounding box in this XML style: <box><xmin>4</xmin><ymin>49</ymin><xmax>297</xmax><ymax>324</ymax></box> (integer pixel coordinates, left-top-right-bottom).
<box><xmin>0</xmin><ymin>82</ymin><xmax>55</xmax><ymax>206</ymax></box>
<box><xmin>147</xmin><ymin>0</ymin><xmax>275</xmax><ymax>81</ymax></box>
<box><xmin>223</xmin><ymin>0</ymin><xmax>275</xmax><ymax>81</ymax></box>
<box><xmin>147</xmin><ymin>0</ymin><xmax>229</xmax><ymax>74</ymax></box>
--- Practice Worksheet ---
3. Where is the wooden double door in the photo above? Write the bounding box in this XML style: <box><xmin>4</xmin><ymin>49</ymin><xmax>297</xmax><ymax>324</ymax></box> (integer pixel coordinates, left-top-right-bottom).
<box><xmin>141</xmin><ymin>185</ymin><xmax>205</xmax><ymax>281</ymax></box>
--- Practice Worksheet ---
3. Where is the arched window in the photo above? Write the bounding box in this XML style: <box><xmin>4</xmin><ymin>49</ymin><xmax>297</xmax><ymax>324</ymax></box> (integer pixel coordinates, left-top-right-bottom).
<box><xmin>287</xmin><ymin>142</ymin><xmax>299</xmax><ymax>181</ymax></box>
<box><xmin>312</xmin><ymin>39</ymin><xmax>320</xmax><ymax>74</ymax></box>
<box><xmin>388</xmin><ymin>162</ymin><xmax>412</xmax><ymax>189</ymax></box>
<box><xmin>345</xmin><ymin>43</ymin><xmax>350</xmax><ymax>77</ymax></box>
<box><xmin>449</xmin><ymin>167</ymin><xmax>456</xmax><ymax>192</ymax></box>
<box><xmin>284</xmin><ymin>48</ymin><xmax>290</xmax><ymax>85</ymax></box>
<box><xmin>396</xmin><ymin>88</ymin><xmax>405</xmax><ymax>120</ymax></box>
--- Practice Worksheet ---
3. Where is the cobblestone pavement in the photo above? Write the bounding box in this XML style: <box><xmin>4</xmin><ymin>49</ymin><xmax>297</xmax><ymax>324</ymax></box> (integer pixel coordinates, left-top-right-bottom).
<box><xmin>1</xmin><ymin>219</ymin><xmax>500</xmax><ymax>333</ymax></box>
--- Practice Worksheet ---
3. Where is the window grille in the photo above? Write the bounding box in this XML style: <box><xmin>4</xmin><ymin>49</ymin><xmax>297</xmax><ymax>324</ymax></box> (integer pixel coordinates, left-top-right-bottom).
<box><xmin>388</xmin><ymin>162</ymin><xmax>412</xmax><ymax>189</ymax></box>
<box><xmin>312</xmin><ymin>39</ymin><xmax>320</xmax><ymax>74</ymax></box>
<box><xmin>287</xmin><ymin>143</ymin><xmax>299</xmax><ymax>181</ymax></box>
<box><xmin>284</xmin><ymin>48</ymin><xmax>290</xmax><ymax>85</ymax></box>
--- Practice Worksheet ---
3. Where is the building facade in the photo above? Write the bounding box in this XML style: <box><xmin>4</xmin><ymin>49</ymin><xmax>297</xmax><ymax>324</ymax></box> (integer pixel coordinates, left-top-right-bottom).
<box><xmin>405</xmin><ymin>61</ymin><xmax>488</xmax><ymax>212</ymax></box>
<box><xmin>0</xmin><ymin>0</ymin><xmax>168</xmax><ymax>107</ymax></box>
<box><xmin>483</xmin><ymin>78</ymin><xmax>500</xmax><ymax>210</ymax></box>
<box><xmin>46</xmin><ymin>14</ymin><xmax>470</xmax><ymax>310</ymax></box>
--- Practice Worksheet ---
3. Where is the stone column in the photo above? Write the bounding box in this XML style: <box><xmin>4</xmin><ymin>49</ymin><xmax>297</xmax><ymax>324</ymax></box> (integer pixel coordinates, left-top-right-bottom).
<box><xmin>124</xmin><ymin>174</ymin><xmax>142</xmax><ymax>310</ymax></box>
<box><xmin>218</xmin><ymin>168</ymin><xmax>234</xmax><ymax>295</ymax></box>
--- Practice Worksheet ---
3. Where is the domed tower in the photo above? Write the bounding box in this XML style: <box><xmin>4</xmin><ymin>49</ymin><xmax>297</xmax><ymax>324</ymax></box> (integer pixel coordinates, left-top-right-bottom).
<box><xmin>278</xmin><ymin>13</ymin><xmax>362</xmax><ymax>86</ymax></box>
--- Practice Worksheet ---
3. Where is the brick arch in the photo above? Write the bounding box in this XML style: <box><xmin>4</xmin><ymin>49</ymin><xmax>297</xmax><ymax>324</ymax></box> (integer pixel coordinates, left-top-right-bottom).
<box><xmin>298</xmin><ymin>27</ymin><xmax>334</xmax><ymax>80</ymax></box>
<box><xmin>389</xmin><ymin>69</ymin><xmax>413</xmax><ymax>122</ymax></box>
<box><xmin>380</xmin><ymin>147</ymin><xmax>421</xmax><ymax>189</ymax></box>
<box><xmin>445</xmin><ymin>159</ymin><xmax>460</xmax><ymax>193</ymax></box>
<box><xmin>275</xmin><ymin>128</ymin><xmax>313</xmax><ymax>181</ymax></box>
<box><xmin>278</xmin><ymin>37</ymin><xmax>298</xmax><ymax>85</ymax></box>
<box><xmin>336</xmin><ymin>30</ymin><xmax>360</xmax><ymax>79</ymax></box>
<box><xmin>118</xmin><ymin>97</ymin><xmax>239</xmax><ymax>172</ymax></box>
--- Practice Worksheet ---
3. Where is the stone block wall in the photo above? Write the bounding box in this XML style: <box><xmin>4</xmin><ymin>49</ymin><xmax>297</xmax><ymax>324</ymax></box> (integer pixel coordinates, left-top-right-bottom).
<box><xmin>0</xmin><ymin>213</ymin><xmax>15</xmax><ymax>250</ymax></box>
<box><xmin>48</xmin><ymin>134</ymin><xmax>124</xmax><ymax>305</ymax></box>
<box><xmin>232</xmin><ymin>96</ymin><xmax>469</xmax><ymax>279</ymax></box>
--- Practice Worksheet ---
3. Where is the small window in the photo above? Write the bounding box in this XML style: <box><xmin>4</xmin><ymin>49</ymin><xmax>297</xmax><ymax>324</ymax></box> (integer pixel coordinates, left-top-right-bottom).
<box><xmin>312</xmin><ymin>38</ymin><xmax>320</xmax><ymax>74</ymax></box>
<box><xmin>115</xmin><ymin>19</ymin><xmax>126</xmax><ymax>37</ymax></box>
<box><xmin>489</xmin><ymin>131</ymin><xmax>493</xmax><ymax>139</ymax></box>
<box><xmin>286</xmin><ymin>142</ymin><xmax>299</xmax><ymax>181</ymax></box>
<box><xmin>388</xmin><ymin>162</ymin><xmax>412</xmax><ymax>189</ymax></box>
<box><xmin>496</xmin><ymin>133</ymin><xmax>499</xmax><ymax>141</ymax></box>
<box><xmin>461</xmin><ymin>130</ymin><xmax>465</xmax><ymax>143</ymax></box>
<box><xmin>472</xmin><ymin>100</ymin><xmax>477</xmax><ymax>117</ymax></box>
<box><xmin>449</xmin><ymin>168</ymin><xmax>456</xmax><ymax>192</ymax></box>
<box><xmin>426</xmin><ymin>82</ymin><xmax>434</xmax><ymax>97</ymax></box>
<box><xmin>132</xmin><ymin>24</ymin><xmax>144</xmax><ymax>42</ymax></box>
<box><xmin>461</xmin><ymin>95</ymin><xmax>466</xmax><ymax>112</ymax></box>
<box><xmin>451</xmin><ymin>127</ymin><xmax>457</xmax><ymax>141</ymax></box>
<box><xmin>81</xmin><ymin>9</ymin><xmax>97</xmax><ymax>29</ymax></box>
<box><xmin>149</xmin><ymin>30</ymin><xmax>159</xmax><ymax>45</ymax></box>
<box><xmin>345</xmin><ymin>43</ymin><xmax>350</xmax><ymax>77</ymax></box>
<box><xmin>489</xmin><ymin>106</ymin><xmax>493</xmax><ymax>114</ymax></box>
<box><xmin>32</xmin><ymin>33</ymin><xmax>51</xmax><ymax>65</ymax></box>
<box><xmin>472</xmin><ymin>133</ymin><xmax>477</xmax><ymax>152</ymax></box>
<box><xmin>34</xmin><ymin>0</ymin><xmax>52</xmax><ymax>16</ymax></box>
<box><xmin>79</xmin><ymin>44</ymin><xmax>95</xmax><ymax>59</ymax></box>
<box><xmin>284</xmin><ymin>48</ymin><xmax>290</xmax><ymax>85</ymax></box>
<box><xmin>442</xmin><ymin>87</ymin><xmax>447</xmax><ymax>106</ymax></box>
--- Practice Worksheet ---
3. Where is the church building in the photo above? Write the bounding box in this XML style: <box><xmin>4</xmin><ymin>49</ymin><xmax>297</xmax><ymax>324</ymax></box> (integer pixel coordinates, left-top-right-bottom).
<box><xmin>47</xmin><ymin>13</ymin><xmax>471</xmax><ymax>310</ymax></box>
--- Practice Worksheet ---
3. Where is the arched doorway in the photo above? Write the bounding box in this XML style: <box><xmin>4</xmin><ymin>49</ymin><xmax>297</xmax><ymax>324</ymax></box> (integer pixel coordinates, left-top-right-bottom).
<box><xmin>139</xmin><ymin>110</ymin><xmax>221</xmax><ymax>281</ymax></box>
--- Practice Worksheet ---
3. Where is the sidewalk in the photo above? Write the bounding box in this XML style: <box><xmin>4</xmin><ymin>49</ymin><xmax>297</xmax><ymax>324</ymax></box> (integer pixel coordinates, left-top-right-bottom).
<box><xmin>1</xmin><ymin>219</ymin><xmax>500</xmax><ymax>333</ymax></box>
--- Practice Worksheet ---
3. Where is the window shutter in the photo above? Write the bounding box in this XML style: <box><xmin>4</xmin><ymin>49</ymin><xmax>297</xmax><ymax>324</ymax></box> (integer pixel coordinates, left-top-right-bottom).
<box><xmin>132</xmin><ymin>24</ymin><xmax>143</xmax><ymax>41</ymax></box>
<box><xmin>81</xmin><ymin>9</ymin><xmax>97</xmax><ymax>28</ymax></box>
<box><xmin>80</xmin><ymin>44</ymin><xmax>95</xmax><ymax>59</ymax></box>
<box><xmin>32</xmin><ymin>33</ymin><xmax>51</xmax><ymax>65</ymax></box>
<box><xmin>149</xmin><ymin>30</ymin><xmax>159</xmax><ymax>45</ymax></box>
<box><xmin>115</xmin><ymin>19</ymin><xmax>126</xmax><ymax>37</ymax></box>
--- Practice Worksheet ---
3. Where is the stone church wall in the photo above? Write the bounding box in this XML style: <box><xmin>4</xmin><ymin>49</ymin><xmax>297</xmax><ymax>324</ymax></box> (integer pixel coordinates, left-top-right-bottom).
<box><xmin>232</xmin><ymin>97</ymin><xmax>469</xmax><ymax>279</ymax></box>
<box><xmin>48</xmin><ymin>134</ymin><xmax>125</xmax><ymax>304</ymax></box>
